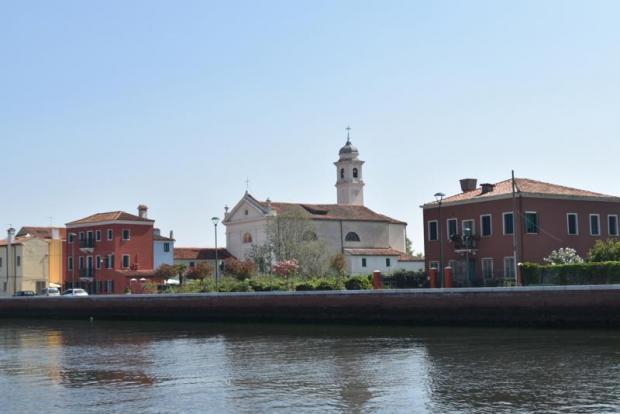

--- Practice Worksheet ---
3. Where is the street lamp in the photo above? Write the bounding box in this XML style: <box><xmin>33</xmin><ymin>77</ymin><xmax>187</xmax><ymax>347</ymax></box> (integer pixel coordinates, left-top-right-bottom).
<box><xmin>69</xmin><ymin>232</ymin><xmax>78</xmax><ymax>296</ymax></box>
<box><xmin>434</xmin><ymin>192</ymin><xmax>445</xmax><ymax>287</ymax></box>
<box><xmin>211</xmin><ymin>217</ymin><xmax>220</xmax><ymax>292</ymax></box>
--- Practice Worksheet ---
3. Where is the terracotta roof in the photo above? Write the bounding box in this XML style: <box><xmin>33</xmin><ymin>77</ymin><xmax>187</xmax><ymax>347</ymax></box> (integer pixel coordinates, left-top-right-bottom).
<box><xmin>67</xmin><ymin>211</ymin><xmax>155</xmax><ymax>225</ymax></box>
<box><xmin>246</xmin><ymin>194</ymin><xmax>405</xmax><ymax>225</ymax></box>
<box><xmin>0</xmin><ymin>236</ymin><xmax>31</xmax><ymax>246</ymax></box>
<box><xmin>16</xmin><ymin>227</ymin><xmax>66</xmax><ymax>240</ymax></box>
<box><xmin>153</xmin><ymin>230</ymin><xmax>174</xmax><ymax>241</ymax></box>
<box><xmin>427</xmin><ymin>178</ymin><xmax>618</xmax><ymax>206</ymax></box>
<box><xmin>174</xmin><ymin>248</ymin><xmax>234</xmax><ymax>261</ymax></box>
<box><xmin>398</xmin><ymin>254</ymin><xmax>424</xmax><ymax>262</ymax></box>
<box><xmin>344</xmin><ymin>248</ymin><xmax>404</xmax><ymax>256</ymax></box>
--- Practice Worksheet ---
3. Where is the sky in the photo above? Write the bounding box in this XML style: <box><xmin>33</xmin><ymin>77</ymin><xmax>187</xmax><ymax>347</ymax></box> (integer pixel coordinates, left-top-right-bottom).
<box><xmin>2</xmin><ymin>0</ymin><xmax>620</xmax><ymax>252</ymax></box>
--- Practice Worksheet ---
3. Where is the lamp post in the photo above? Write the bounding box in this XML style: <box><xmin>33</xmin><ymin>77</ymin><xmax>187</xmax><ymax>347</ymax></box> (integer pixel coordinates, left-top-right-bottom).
<box><xmin>69</xmin><ymin>232</ymin><xmax>78</xmax><ymax>296</ymax></box>
<box><xmin>212</xmin><ymin>217</ymin><xmax>220</xmax><ymax>292</ymax></box>
<box><xmin>434</xmin><ymin>192</ymin><xmax>445</xmax><ymax>287</ymax></box>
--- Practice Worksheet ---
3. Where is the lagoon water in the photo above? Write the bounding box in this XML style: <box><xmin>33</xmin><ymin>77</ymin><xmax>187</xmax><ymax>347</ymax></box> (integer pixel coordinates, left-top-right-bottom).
<box><xmin>0</xmin><ymin>320</ymin><xmax>619</xmax><ymax>413</ymax></box>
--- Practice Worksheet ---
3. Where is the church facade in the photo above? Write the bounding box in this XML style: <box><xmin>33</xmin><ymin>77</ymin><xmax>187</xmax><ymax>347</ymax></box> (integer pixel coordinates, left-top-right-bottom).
<box><xmin>223</xmin><ymin>134</ymin><xmax>422</xmax><ymax>274</ymax></box>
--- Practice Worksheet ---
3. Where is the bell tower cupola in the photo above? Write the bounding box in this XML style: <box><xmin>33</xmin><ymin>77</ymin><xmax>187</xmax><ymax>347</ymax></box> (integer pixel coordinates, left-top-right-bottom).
<box><xmin>334</xmin><ymin>126</ymin><xmax>365</xmax><ymax>205</ymax></box>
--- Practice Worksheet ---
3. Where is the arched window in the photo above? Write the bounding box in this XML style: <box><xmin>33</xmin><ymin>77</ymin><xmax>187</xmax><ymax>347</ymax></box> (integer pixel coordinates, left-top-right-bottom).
<box><xmin>242</xmin><ymin>232</ymin><xmax>253</xmax><ymax>244</ymax></box>
<box><xmin>353</xmin><ymin>168</ymin><xmax>358</xmax><ymax>178</ymax></box>
<box><xmin>340</xmin><ymin>168</ymin><xmax>345</xmax><ymax>179</ymax></box>
<box><xmin>303</xmin><ymin>231</ymin><xmax>318</xmax><ymax>241</ymax></box>
<box><xmin>345</xmin><ymin>232</ymin><xmax>360</xmax><ymax>242</ymax></box>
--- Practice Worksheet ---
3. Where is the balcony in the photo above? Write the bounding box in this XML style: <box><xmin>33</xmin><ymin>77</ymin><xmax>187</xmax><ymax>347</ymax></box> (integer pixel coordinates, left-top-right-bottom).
<box><xmin>79</xmin><ymin>239</ymin><xmax>95</xmax><ymax>252</ymax></box>
<box><xmin>79</xmin><ymin>268</ymin><xmax>95</xmax><ymax>280</ymax></box>
<box><xmin>450</xmin><ymin>234</ymin><xmax>478</xmax><ymax>253</ymax></box>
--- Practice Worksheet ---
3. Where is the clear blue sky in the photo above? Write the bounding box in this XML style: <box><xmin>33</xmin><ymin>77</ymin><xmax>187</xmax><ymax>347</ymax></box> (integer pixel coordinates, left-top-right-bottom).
<box><xmin>2</xmin><ymin>1</ymin><xmax>620</xmax><ymax>251</ymax></box>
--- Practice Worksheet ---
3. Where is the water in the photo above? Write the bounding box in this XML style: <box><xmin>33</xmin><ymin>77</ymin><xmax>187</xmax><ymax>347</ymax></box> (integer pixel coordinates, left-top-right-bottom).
<box><xmin>0</xmin><ymin>320</ymin><xmax>619</xmax><ymax>414</ymax></box>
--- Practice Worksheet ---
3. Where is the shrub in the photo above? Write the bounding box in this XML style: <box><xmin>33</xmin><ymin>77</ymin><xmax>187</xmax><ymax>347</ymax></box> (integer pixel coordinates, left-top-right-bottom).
<box><xmin>588</xmin><ymin>239</ymin><xmax>620</xmax><ymax>262</ymax></box>
<box><xmin>383</xmin><ymin>270</ymin><xmax>427</xmax><ymax>288</ymax></box>
<box><xmin>543</xmin><ymin>247</ymin><xmax>584</xmax><ymax>265</ymax></box>
<box><xmin>185</xmin><ymin>262</ymin><xmax>213</xmax><ymax>280</ymax></box>
<box><xmin>344</xmin><ymin>275</ymin><xmax>372</xmax><ymax>290</ymax></box>
<box><xmin>521</xmin><ymin>261</ymin><xmax>620</xmax><ymax>285</ymax></box>
<box><xmin>224</xmin><ymin>258</ymin><xmax>256</xmax><ymax>280</ymax></box>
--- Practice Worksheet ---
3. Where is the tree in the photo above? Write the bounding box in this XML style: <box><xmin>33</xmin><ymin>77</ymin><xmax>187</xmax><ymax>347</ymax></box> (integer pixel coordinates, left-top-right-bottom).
<box><xmin>154</xmin><ymin>264</ymin><xmax>176</xmax><ymax>279</ymax></box>
<box><xmin>250</xmin><ymin>208</ymin><xmax>329</xmax><ymax>278</ymax></box>
<box><xmin>588</xmin><ymin>239</ymin><xmax>620</xmax><ymax>262</ymax></box>
<box><xmin>330</xmin><ymin>253</ymin><xmax>347</xmax><ymax>275</ymax></box>
<box><xmin>224</xmin><ymin>258</ymin><xmax>256</xmax><ymax>280</ymax></box>
<box><xmin>405</xmin><ymin>237</ymin><xmax>413</xmax><ymax>255</ymax></box>
<box><xmin>185</xmin><ymin>262</ymin><xmax>213</xmax><ymax>280</ymax></box>
<box><xmin>543</xmin><ymin>247</ymin><xmax>584</xmax><ymax>265</ymax></box>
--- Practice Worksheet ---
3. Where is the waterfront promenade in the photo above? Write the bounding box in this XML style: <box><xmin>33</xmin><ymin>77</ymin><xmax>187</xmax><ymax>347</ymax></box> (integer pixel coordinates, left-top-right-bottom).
<box><xmin>2</xmin><ymin>285</ymin><xmax>620</xmax><ymax>327</ymax></box>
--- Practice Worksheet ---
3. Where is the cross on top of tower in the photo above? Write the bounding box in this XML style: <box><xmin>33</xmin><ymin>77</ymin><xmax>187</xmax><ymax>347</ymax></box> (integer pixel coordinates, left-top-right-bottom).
<box><xmin>345</xmin><ymin>125</ymin><xmax>351</xmax><ymax>143</ymax></box>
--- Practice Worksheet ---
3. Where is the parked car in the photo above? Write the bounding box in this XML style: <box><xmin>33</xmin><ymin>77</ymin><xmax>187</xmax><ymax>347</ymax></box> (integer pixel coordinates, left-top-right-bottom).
<box><xmin>40</xmin><ymin>287</ymin><xmax>60</xmax><ymax>296</ymax></box>
<box><xmin>13</xmin><ymin>290</ymin><xmax>36</xmax><ymax>297</ymax></box>
<box><xmin>61</xmin><ymin>289</ymin><xmax>89</xmax><ymax>296</ymax></box>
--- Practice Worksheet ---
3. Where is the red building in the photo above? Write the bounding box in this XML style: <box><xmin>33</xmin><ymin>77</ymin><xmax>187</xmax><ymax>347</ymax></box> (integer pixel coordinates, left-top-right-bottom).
<box><xmin>423</xmin><ymin>178</ymin><xmax>620</xmax><ymax>286</ymax></box>
<box><xmin>64</xmin><ymin>205</ymin><xmax>163</xmax><ymax>294</ymax></box>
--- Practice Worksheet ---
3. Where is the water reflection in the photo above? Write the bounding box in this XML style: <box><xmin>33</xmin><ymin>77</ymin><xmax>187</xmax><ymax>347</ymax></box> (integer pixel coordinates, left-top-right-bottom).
<box><xmin>0</xmin><ymin>321</ymin><xmax>619</xmax><ymax>413</ymax></box>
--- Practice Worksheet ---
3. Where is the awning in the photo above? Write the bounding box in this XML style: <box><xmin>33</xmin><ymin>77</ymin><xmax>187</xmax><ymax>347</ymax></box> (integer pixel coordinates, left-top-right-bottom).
<box><xmin>49</xmin><ymin>283</ymin><xmax>61</xmax><ymax>288</ymax></box>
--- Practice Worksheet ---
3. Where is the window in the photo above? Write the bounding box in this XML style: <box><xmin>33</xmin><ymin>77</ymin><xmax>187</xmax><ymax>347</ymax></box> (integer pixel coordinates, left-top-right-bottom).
<box><xmin>482</xmin><ymin>258</ymin><xmax>494</xmax><ymax>279</ymax></box>
<box><xmin>16</xmin><ymin>256</ymin><xmax>20</xmax><ymax>267</ymax></box>
<box><xmin>3</xmin><ymin>282</ymin><xmax>6</xmax><ymax>292</ymax></box>
<box><xmin>362</xmin><ymin>258</ymin><xmax>367</xmax><ymax>267</ymax></box>
<box><xmin>340</xmin><ymin>168</ymin><xmax>344</xmax><ymax>179</ymax></box>
<box><xmin>189</xmin><ymin>261</ymin><xmax>195</xmax><ymax>268</ymax></box>
<box><xmin>95</xmin><ymin>230</ymin><xmax>101</xmax><ymax>241</ymax></box>
<box><xmin>608</xmin><ymin>215</ymin><xmax>618</xmax><ymax>237</ymax></box>
<box><xmin>504</xmin><ymin>257</ymin><xmax>515</xmax><ymax>279</ymax></box>
<box><xmin>107</xmin><ymin>229</ymin><xmax>113</xmax><ymax>240</ymax></box>
<box><xmin>429</xmin><ymin>261</ymin><xmax>439</xmax><ymax>269</ymax></box>
<box><xmin>353</xmin><ymin>168</ymin><xmax>358</xmax><ymax>178</ymax></box>
<box><xmin>122</xmin><ymin>229</ymin><xmax>130</xmax><ymax>240</ymax></box>
<box><xmin>428</xmin><ymin>221</ymin><xmax>438</xmax><ymax>241</ymax></box>
<box><xmin>462</xmin><ymin>219</ymin><xmax>475</xmax><ymax>236</ymax></box>
<box><xmin>480</xmin><ymin>215</ymin><xmax>492</xmax><ymax>237</ymax></box>
<box><xmin>345</xmin><ymin>232</ymin><xmax>361</xmax><ymax>242</ymax></box>
<box><xmin>503</xmin><ymin>212</ymin><xmax>514</xmax><ymax>235</ymax></box>
<box><xmin>0</xmin><ymin>257</ymin><xmax>2</xmax><ymax>268</ymax></box>
<box><xmin>79</xmin><ymin>256</ymin><xmax>84</xmax><ymax>270</ymax></box>
<box><xmin>68</xmin><ymin>233</ymin><xmax>74</xmax><ymax>243</ymax></box>
<box><xmin>106</xmin><ymin>254</ymin><xmax>115</xmax><ymax>269</ymax></box>
<box><xmin>447</xmin><ymin>218</ymin><xmax>458</xmax><ymax>239</ymax></box>
<box><xmin>96</xmin><ymin>256</ymin><xmax>101</xmax><ymax>270</ymax></box>
<box><xmin>122</xmin><ymin>255</ymin><xmax>130</xmax><ymax>269</ymax></box>
<box><xmin>567</xmin><ymin>213</ymin><xmax>578</xmax><ymax>235</ymax></box>
<box><xmin>164</xmin><ymin>243</ymin><xmax>170</xmax><ymax>252</ymax></box>
<box><xmin>79</xmin><ymin>232</ymin><xmax>84</xmax><ymax>241</ymax></box>
<box><xmin>87</xmin><ymin>231</ymin><xmax>93</xmax><ymax>241</ymax></box>
<box><xmin>68</xmin><ymin>256</ymin><xmax>73</xmax><ymax>271</ymax></box>
<box><xmin>525</xmin><ymin>212</ymin><xmax>538</xmax><ymax>234</ymax></box>
<box><xmin>590</xmin><ymin>214</ymin><xmax>600</xmax><ymax>236</ymax></box>
<box><xmin>386</xmin><ymin>258</ymin><xmax>391</xmax><ymax>267</ymax></box>
<box><xmin>243</xmin><ymin>233</ymin><xmax>253</xmax><ymax>244</ymax></box>
<box><xmin>244</xmin><ymin>209</ymin><xmax>249</xmax><ymax>216</ymax></box>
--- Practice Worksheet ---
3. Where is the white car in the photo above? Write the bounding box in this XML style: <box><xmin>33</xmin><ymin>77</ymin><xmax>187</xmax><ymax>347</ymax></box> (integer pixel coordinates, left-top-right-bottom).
<box><xmin>61</xmin><ymin>288</ymin><xmax>89</xmax><ymax>296</ymax></box>
<box><xmin>40</xmin><ymin>287</ymin><xmax>60</xmax><ymax>296</ymax></box>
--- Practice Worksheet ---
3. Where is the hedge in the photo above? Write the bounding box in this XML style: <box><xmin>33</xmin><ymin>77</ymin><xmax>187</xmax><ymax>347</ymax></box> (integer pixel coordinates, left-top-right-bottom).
<box><xmin>521</xmin><ymin>261</ymin><xmax>620</xmax><ymax>286</ymax></box>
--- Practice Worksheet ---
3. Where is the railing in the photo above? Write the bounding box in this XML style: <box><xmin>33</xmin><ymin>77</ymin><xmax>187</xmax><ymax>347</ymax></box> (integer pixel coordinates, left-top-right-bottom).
<box><xmin>80</xmin><ymin>269</ymin><xmax>95</xmax><ymax>278</ymax></box>
<box><xmin>451</xmin><ymin>236</ymin><xmax>478</xmax><ymax>251</ymax></box>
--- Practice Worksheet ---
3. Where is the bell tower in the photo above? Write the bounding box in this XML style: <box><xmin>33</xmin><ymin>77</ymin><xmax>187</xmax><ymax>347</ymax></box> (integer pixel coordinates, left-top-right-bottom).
<box><xmin>335</xmin><ymin>127</ymin><xmax>365</xmax><ymax>205</ymax></box>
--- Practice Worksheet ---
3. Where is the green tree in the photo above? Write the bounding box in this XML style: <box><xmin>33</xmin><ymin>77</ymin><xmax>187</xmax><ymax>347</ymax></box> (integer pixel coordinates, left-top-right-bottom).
<box><xmin>588</xmin><ymin>239</ymin><xmax>620</xmax><ymax>262</ymax></box>
<box><xmin>405</xmin><ymin>237</ymin><xmax>413</xmax><ymax>255</ymax></box>
<box><xmin>185</xmin><ymin>262</ymin><xmax>213</xmax><ymax>280</ymax></box>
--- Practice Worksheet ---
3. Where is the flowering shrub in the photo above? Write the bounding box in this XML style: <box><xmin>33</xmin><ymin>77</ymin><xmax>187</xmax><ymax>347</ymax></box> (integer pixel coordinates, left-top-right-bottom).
<box><xmin>223</xmin><ymin>258</ymin><xmax>256</xmax><ymax>280</ymax></box>
<box><xmin>273</xmin><ymin>259</ymin><xmax>299</xmax><ymax>278</ymax></box>
<box><xmin>543</xmin><ymin>247</ymin><xmax>584</xmax><ymax>265</ymax></box>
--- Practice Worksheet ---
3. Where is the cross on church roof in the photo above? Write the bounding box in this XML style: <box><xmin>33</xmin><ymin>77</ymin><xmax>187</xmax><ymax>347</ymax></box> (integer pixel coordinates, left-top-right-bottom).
<box><xmin>345</xmin><ymin>125</ymin><xmax>351</xmax><ymax>143</ymax></box>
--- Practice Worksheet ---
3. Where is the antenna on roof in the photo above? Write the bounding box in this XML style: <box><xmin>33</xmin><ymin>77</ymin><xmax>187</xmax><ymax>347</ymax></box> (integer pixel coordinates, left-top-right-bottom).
<box><xmin>48</xmin><ymin>216</ymin><xmax>53</xmax><ymax>227</ymax></box>
<box><xmin>245</xmin><ymin>178</ymin><xmax>250</xmax><ymax>193</ymax></box>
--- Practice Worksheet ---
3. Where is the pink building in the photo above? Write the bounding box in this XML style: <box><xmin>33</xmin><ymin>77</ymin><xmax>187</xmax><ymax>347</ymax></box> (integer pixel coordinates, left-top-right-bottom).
<box><xmin>422</xmin><ymin>178</ymin><xmax>620</xmax><ymax>286</ymax></box>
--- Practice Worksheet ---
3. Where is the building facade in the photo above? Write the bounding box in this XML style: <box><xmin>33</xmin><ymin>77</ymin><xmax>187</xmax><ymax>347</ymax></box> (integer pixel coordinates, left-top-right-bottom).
<box><xmin>223</xmin><ymin>134</ymin><xmax>414</xmax><ymax>274</ymax></box>
<box><xmin>422</xmin><ymin>178</ymin><xmax>620</xmax><ymax>286</ymax></box>
<box><xmin>174</xmin><ymin>247</ymin><xmax>233</xmax><ymax>272</ymax></box>
<box><xmin>153</xmin><ymin>229</ymin><xmax>175</xmax><ymax>269</ymax></box>
<box><xmin>63</xmin><ymin>206</ymin><xmax>158</xmax><ymax>294</ymax></box>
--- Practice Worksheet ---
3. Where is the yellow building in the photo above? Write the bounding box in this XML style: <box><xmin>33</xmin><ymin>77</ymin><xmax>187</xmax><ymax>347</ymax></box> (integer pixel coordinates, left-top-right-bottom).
<box><xmin>0</xmin><ymin>227</ymin><xmax>65</xmax><ymax>296</ymax></box>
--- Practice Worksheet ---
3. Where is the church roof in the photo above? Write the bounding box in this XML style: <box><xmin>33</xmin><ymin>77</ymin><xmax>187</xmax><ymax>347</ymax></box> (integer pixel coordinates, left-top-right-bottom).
<box><xmin>247</xmin><ymin>194</ymin><xmax>406</xmax><ymax>224</ymax></box>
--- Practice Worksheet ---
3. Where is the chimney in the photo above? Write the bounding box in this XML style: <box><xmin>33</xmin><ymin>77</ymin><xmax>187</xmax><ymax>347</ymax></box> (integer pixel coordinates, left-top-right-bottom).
<box><xmin>153</xmin><ymin>228</ymin><xmax>161</xmax><ymax>237</ymax></box>
<box><xmin>266</xmin><ymin>198</ymin><xmax>272</xmax><ymax>214</ymax></box>
<box><xmin>460</xmin><ymin>178</ymin><xmax>478</xmax><ymax>192</ymax></box>
<box><xmin>138</xmin><ymin>204</ymin><xmax>148</xmax><ymax>219</ymax></box>
<box><xmin>51</xmin><ymin>228</ymin><xmax>60</xmax><ymax>240</ymax></box>
<box><xmin>7</xmin><ymin>227</ymin><xmax>16</xmax><ymax>244</ymax></box>
<box><xmin>480</xmin><ymin>183</ymin><xmax>495</xmax><ymax>194</ymax></box>
<box><xmin>169</xmin><ymin>230</ymin><xmax>174</xmax><ymax>240</ymax></box>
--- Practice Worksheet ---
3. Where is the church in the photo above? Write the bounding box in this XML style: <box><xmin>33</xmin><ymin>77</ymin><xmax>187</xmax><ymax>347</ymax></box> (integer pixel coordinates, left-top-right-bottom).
<box><xmin>223</xmin><ymin>132</ymin><xmax>421</xmax><ymax>274</ymax></box>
